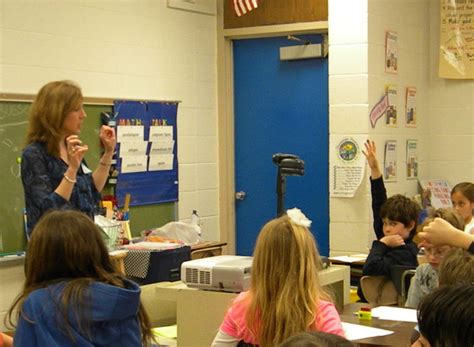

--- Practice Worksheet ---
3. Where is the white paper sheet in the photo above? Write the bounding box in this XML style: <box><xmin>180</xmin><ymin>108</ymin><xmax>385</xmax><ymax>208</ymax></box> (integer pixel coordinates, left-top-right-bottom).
<box><xmin>330</xmin><ymin>254</ymin><xmax>368</xmax><ymax>263</ymax></box>
<box><xmin>329</xmin><ymin>135</ymin><xmax>367</xmax><ymax>198</ymax></box>
<box><xmin>150</xmin><ymin>140</ymin><xmax>175</xmax><ymax>155</ymax></box>
<box><xmin>371</xmin><ymin>306</ymin><xmax>418</xmax><ymax>323</ymax></box>
<box><xmin>120</xmin><ymin>155</ymin><xmax>148</xmax><ymax>173</ymax></box>
<box><xmin>149</xmin><ymin>125</ymin><xmax>173</xmax><ymax>141</ymax></box>
<box><xmin>119</xmin><ymin>141</ymin><xmax>148</xmax><ymax>157</ymax></box>
<box><xmin>117</xmin><ymin>125</ymin><xmax>144</xmax><ymax>142</ymax></box>
<box><xmin>149</xmin><ymin>154</ymin><xmax>174</xmax><ymax>171</ymax></box>
<box><xmin>121</xmin><ymin>242</ymin><xmax>182</xmax><ymax>251</ymax></box>
<box><xmin>342</xmin><ymin>322</ymin><xmax>393</xmax><ymax>341</ymax></box>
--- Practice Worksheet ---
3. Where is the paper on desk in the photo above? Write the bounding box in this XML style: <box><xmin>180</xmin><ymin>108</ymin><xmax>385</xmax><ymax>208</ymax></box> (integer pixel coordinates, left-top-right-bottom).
<box><xmin>121</xmin><ymin>241</ymin><xmax>182</xmax><ymax>251</ymax></box>
<box><xmin>371</xmin><ymin>306</ymin><xmax>418</xmax><ymax>322</ymax></box>
<box><xmin>152</xmin><ymin>325</ymin><xmax>177</xmax><ymax>346</ymax></box>
<box><xmin>330</xmin><ymin>254</ymin><xmax>368</xmax><ymax>263</ymax></box>
<box><xmin>342</xmin><ymin>322</ymin><xmax>393</xmax><ymax>341</ymax></box>
<box><xmin>152</xmin><ymin>324</ymin><xmax>177</xmax><ymax>339</ymax></box>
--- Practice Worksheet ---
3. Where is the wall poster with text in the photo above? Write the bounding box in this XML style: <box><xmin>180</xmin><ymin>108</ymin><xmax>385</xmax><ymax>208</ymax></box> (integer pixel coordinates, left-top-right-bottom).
<box><xmin>439</xmin><ymin>0</ymin><xmax>474</xmax><ymax>79</ymax></box>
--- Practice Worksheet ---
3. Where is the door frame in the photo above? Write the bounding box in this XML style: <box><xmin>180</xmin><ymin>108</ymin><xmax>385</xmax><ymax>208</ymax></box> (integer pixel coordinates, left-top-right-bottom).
<box><xmin>216</xmin><ymin>2</ymin><xmax>328</xmax><ymax>254</ymax></box>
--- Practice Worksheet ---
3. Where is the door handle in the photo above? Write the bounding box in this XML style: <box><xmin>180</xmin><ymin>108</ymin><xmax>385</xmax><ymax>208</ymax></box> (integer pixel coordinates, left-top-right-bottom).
<box><xmin>235</xmin><ymin>191</ymin><xmax>246</xmax><ymax>200</ymax></box>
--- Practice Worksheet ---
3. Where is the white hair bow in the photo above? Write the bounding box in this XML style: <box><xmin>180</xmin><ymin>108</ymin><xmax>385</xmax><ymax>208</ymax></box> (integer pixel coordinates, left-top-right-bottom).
<box><xmin>286</xmin><ymin>208</ymin><xmax>312</xmax><ymax>227</ymax></box>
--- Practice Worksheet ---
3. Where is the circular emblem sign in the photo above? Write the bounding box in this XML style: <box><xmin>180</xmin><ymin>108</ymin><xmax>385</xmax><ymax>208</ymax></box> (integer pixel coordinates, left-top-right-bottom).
<box><xmin>337</xmin><ymin>138</ymin><xmax>359</xmax><ymax>162</ymax></box>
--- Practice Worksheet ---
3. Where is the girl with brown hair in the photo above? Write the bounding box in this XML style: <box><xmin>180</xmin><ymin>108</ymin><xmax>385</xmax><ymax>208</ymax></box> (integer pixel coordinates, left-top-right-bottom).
<box><xmin>7</xmin><ymin>210</ymin><xmax>154</xmax><ymax>346</ymax></box>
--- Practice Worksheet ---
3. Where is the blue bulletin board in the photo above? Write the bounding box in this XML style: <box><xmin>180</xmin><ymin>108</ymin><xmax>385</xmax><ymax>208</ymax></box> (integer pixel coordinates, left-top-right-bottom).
<box><xmin>113</xmin><ymin>100</ymin><xmax>179</xmax><ymax>207</ymax></box>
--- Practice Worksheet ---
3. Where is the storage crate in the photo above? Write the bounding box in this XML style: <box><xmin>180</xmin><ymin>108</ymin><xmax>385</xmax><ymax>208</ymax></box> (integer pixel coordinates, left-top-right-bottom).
<box><xmin>125</xmin><ymin>246</ymin><xmax>191</xmax><ymax>285</ymax></box>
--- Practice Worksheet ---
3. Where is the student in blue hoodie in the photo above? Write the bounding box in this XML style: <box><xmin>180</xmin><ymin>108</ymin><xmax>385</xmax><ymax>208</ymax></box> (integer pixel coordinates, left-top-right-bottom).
<box><xmin>7</xmin><ymin>210</ymin><xmax>155</xmax><ymax>346</ymax></box>
<box><xmin>358</xmin><ymin>140</ymin><xmax>420</xmax><ymax>301</ymax></box>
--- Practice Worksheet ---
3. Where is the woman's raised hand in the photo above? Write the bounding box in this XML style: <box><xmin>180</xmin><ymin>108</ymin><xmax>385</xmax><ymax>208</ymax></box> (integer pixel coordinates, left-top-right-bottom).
<box><xmin>99</xmin><ymin>125</ymin><xmax>116</xmax><ymax>154</ymax></box>
<box><xmin>66</xmin><ymin>135</ymin><xmax>88</xmax><ymax>170</ymax></box>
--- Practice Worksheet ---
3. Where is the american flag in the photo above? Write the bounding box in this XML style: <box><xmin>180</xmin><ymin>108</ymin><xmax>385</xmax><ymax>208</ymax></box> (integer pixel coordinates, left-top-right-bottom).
<box><xmin>233</xmin><ymin>0</ymin><xmax>258</xmax><ymax>17</ymax></box>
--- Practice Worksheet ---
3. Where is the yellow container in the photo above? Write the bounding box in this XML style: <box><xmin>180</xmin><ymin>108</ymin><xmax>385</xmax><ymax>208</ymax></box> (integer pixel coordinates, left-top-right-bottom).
<box><xmin>350</xmin><ymin>287</ymin><xmax>360</xmax><ymax>303</ymax></box>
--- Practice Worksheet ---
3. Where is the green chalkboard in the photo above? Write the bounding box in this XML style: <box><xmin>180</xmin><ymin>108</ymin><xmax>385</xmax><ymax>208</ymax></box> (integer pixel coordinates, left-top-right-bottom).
<box><xmin>0</xmin><ymin>100</ymin><xmax>175</xmax><ymax>256</ymax></box>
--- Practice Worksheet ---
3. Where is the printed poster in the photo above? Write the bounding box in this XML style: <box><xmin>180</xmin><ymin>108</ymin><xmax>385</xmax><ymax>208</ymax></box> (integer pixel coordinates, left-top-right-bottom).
<box><xmin>439</xmin><ymin>1</ymin><xmax>474</xmax><ymax>79</ymax></box>
<box><xmin>419</xmin><ymin>180</ymin><xmax>452</xmax><ymax>209</ymax></box>
<box><xmin>384</xmin><ymin>141</ymin><xmax>397</xmax><ymax>182</ymax></box>
<box><xmin>406</xmin><ymin>140</ymin><xmax>418</xmax><ymax>180</ymax></box>
<box><xmin>405</xmin><ymin>87</ymin><xmax>417</xmax><ymax>127</ymax></box>
<box><xmin>330</xmin><ymin>135</ymin><xmax>367</xmax><ymax>198</ymax></box>
<box><xmin>385</xmin><ymin>85</ymin><xmax>398</xmax><ymax>127</ymax></box>
<box><xmin>385</xmin><ymin>31</ymin><xmax>398</xmax><ymax>74</ymax></box>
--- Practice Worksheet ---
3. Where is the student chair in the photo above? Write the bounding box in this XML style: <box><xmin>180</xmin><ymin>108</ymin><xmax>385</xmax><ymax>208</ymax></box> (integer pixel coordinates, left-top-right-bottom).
<box><xmin>360</xmin><ymin>276</ymin><xmax>398</xmax><ymax>306</ymax></box>
<box><xmin>391</xmin><ymin>265</ymin><xmax>417</xmax><ymax>306</ymax></box>
<box><xmin>190</xmin><ymin>246</ymin><xmax>223</xmax><ymax>260</ymax></box>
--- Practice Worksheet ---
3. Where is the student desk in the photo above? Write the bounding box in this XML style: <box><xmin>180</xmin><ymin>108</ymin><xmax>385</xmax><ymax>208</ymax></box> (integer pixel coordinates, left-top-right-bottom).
<box><xmin>329</xmin><ymin>256</ymin><xmax>366</xmax><ymax>287</ymax></box>
<box><xmin>152</xmin><ymin>265</ymin><xmax>350</xmax><ymax>347</ymax></box>
<box><xmin>340</xmin><ymin>302</ymin><xmax>416</xmax><ymax>346</ymax></box>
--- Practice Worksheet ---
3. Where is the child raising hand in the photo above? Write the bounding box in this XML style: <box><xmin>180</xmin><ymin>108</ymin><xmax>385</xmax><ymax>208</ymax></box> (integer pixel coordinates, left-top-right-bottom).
<box><xmin>358</xmin><ymin>140</ymin><xmax>420</xmax><ymax>301</ymax></box>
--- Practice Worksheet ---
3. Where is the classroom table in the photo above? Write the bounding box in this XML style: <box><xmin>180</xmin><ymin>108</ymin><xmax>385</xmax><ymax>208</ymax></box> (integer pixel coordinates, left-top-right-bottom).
<box><xmin>329</xmin><ymin>255</ymin><xmax>366</xmax><ymax>287</ymax></box>
<box><xmin>341</xmin><ymin>302</ymin><xmax>417</xmax><ymax>346</ymax></box>
<box><xmin>152</xmin><ymin>265</ymin><xmax>350</xmax><ymax>347</ymax></box>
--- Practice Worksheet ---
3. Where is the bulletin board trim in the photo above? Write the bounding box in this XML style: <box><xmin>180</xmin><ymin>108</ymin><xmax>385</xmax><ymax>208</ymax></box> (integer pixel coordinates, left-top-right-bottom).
<box><xmin>0</xmin><ymin>93</ymin><xmax>180</xmax><ymax>106</ymax></box>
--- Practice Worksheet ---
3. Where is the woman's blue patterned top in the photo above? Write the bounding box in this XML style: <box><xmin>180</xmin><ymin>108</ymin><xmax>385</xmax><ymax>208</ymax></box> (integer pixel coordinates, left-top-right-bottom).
<box><xmin>21</xmin><ymin>142</ymin><xmax>100</xmax><ymax>236</ymax></box>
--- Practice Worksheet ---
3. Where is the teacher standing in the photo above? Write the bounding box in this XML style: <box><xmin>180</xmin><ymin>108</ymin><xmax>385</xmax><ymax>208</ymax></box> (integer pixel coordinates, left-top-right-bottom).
<box><xmin>21</xmin><ymin>80</ymin><xmax>116</xmax><ymax>236</ymax></box>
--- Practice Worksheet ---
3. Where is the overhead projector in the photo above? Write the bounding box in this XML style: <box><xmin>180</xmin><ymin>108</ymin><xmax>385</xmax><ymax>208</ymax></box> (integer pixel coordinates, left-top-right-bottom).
<box><xmin>181</xmin><ymin>255</ymin><xmax>252</xmax><ymax>293</ymax></box>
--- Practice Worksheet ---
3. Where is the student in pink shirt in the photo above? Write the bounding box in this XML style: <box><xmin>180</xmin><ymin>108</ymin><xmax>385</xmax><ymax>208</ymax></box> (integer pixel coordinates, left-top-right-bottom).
<box><xmin>212</xmin><ymin>209</ymin><xmax>344</xmax><ymax>347</ymax></box>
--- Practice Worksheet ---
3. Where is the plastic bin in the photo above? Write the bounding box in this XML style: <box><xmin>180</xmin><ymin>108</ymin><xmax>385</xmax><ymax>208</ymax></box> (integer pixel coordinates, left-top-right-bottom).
<box><xmin>126</xmin><ymin>246</ymin><xmax>191</xmax><ymax>285</ymax></box>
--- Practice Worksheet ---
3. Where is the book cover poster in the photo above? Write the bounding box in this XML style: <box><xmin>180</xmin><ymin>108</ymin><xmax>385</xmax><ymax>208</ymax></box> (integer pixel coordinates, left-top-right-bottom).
<box><xmin>385</xmin><ymin>85</ymin><xmax>398</xmax><ymax>127</ymax></box>
<box><xmin>406</xmin><ymin>140</ymin><xmax>418</xmax><ymax>180</ymax></box>
<box><xmin>405</xmin><ymin>87</ymin><xmax>417</xmax><ymax>127</ymax></box>
<box><xmin>385</xmin><ymin>31</ymin><xmax>398</xmax><ymax>74</ymax></box>
<box><xmin>384</xmin><ymin>140</ymin><xmax>397</xmax><ymax>182</ymax></box>
<box><xmin>419</xmin><ymin>179</ymin><xmax>452</xmax><ymax>209</ymax></box>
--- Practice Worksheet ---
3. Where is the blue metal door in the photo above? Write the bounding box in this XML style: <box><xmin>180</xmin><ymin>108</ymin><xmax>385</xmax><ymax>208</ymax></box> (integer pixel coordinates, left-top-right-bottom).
<box><xmin>234</xmin><ymin>35</ymin><xmax>329</xmax><ymax>256</ymax></box>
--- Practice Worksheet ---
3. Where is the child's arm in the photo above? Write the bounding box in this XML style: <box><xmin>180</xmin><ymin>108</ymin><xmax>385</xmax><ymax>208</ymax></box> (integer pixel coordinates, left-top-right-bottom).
<box><xmin>405</xmin><ymin>268</ymin><xmax>422</xmax><ymax>308</ymax></box>
<box><xmin>363</xmin><ymin>242</ymin><xmax>417</xmax><ymax>277</ymax></box>
<box><xmin>0</xmin><ymin>333</ymin><xmax>13</xmax><ymax>347</ymax></box>
<box><xmin>363</xmin><ymin>140</ymin><xmax>386</xmax><ymax>240</ymax></box>
<box><xmin>363</xmin><ymin>140</ymin><xmax>382</xmax><ymax>179</ymax></box>
<box><xmin>419</xmin><ymin>217</ymin><xmax>474</xmax><ymax>251</ymax></box>
<box><xmin>211</xmin><ymin>331</ymin><xmax>239</xmax><ymax>347</ymax></box>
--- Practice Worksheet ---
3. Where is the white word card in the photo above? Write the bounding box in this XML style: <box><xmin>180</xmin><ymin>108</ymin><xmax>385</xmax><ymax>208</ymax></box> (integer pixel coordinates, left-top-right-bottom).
<box><xmin>150</xmin><ymin>140</ymin><xmax>174</xmax><ymax>155</ymax></box>
<box><xmin>120</xmin><ymin>155</ymin><xmax>148</xmax><ymax>173</ymax></box>
<box><xmin>149</xmin><ymin>126</ymin><xmax>173</xmax><ymax>141</ymax></box>
<box><xmin>149</xmin><ymin>154</ymin><xmax>174</xmax><ymax>171</ymax></box>
<box><xmin>119</xmin><ymin>141</ymin><xmax>148</xmax><ymax>157</ymax></box>
<box><xmin>117</xmin><ymin>125</ymin><xmax>144</xmax><ymax>142</ymax></box>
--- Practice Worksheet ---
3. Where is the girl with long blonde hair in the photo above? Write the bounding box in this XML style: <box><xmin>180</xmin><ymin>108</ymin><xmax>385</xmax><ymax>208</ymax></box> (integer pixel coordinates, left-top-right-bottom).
<box><xmin>212</xmin><ymin>209</ymin><xmax>344</xmax><ymax>347</ymax></box>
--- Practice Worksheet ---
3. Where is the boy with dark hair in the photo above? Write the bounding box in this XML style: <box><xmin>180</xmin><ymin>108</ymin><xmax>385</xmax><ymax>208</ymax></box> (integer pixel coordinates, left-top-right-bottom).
<box><xmin>413</xmin><ymin>284</ymin><xmax>474</xmax><ymax>347</ymax></box>
<box><xmin>358</xmin><ymin>140</ymin><xmax>420</xmax><ymax>301</ymax></box>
